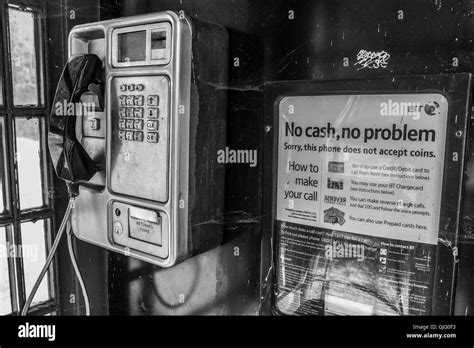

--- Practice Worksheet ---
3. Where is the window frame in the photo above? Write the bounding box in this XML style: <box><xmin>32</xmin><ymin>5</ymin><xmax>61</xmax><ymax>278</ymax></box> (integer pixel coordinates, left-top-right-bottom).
<box><xmin>0</xmin><ymin>117</ymin><xmax>11</xmax><ymax>217</ymax></box>
<box><xmin>0</xmin><ymin>0</ymin><xmax>57</xmax><ymax>316</ymax></box>
<box><xmin>7</xmin><ymin>3</ymin><xmax>45</xmax><ymax>109</ymax></box>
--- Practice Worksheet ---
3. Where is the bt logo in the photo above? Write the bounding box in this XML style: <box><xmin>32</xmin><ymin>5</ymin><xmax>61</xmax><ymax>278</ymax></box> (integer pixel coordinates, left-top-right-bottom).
<box><xmin>424</xmin><ymin>101</ymin><xmax>440</xmax><ymax>116</ymax></box>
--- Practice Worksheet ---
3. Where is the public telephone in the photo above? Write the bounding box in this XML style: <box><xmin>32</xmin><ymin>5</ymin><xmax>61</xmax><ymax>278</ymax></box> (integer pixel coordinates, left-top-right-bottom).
<box><xmin>48</xmin><ymin>12</ymin><xmax>228</xmax><ymax>267</ymax></box>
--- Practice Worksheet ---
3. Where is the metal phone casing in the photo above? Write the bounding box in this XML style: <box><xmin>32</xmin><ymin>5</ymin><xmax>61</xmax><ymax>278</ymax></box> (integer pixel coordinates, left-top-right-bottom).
<box><xmin>69</xmin><ymin>11</ymin><xmax>228</xmax><ymax>267</ymax></box>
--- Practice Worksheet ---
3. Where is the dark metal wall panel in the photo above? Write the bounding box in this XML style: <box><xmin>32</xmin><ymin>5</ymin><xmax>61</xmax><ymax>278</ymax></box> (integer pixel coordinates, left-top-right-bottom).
<box><xmin>262</xmin><ymin>0</ymin><xmax>473</xmax><ymax>80</ymax></box>
<box><xmin>103</xmin><ymin>0</ymin><xmax>473</xmax><ymax>315</ymax></box>
<box><xmin>456</xmin><ymin>117</ymin><xmax>474</xmax><ymax>316</ymax></box>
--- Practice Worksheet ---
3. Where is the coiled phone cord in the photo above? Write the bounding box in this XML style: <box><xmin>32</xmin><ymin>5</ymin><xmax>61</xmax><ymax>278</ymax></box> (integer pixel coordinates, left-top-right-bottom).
<box><xmin>21</xmin><ymin>196</ymin><xmax>90</xmax><ymax>316</ymax></box>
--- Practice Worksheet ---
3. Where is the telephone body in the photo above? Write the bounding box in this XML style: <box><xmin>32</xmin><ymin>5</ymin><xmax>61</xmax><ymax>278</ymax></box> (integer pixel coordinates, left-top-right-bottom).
<box><xmin>52</xmin><ymin>12</ymin><xmax>228</xmax><ymax>267</ymax></box>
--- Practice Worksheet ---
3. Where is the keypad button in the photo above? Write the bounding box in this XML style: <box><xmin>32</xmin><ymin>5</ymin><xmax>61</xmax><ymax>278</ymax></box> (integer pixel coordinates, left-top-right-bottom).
<box><xmin>119</xmin><ymin>119</ymin><xmax>126</xmax><ymax>129</ymax></box>
<box><xmin>120</xmin><ymin>85</ymin><xmax>127</xmax><ymax>92</ymax></box>
<box><xmin>89</xmin><ymin>118</ymin><xmax>100</xmax><ymax>130</ymax></box>
<box><xmin>147</xmin><ymin>95</ymin><xmax>159</xmax><ymax>106</ymax></box>
<box><xmin>118</xmin><ymin>130</ymin><xmax>126</xmax><ymax>140</ymax></box>
<box><xmin>126</xmin><ymin>96</ymin><xmax>134</xmax><ymax>106</ymax></box>
<box><xmin>127</xmin><ymin>84</ymin><xmax>136</xmax><ymax>92</ymax></box>
<box><xmin>125</xmin><ymin>131</ymin><xmax>134</xmax><ymax>141</ymax></box>
<box><xmin>119</xmin><ymin>107</ymin><xmax>126</xmax><ymax>117</ymax></box>
<box><xmin>146</xmin><ymin>120</ymin><xmax>159</xmax><ymax>131</ymax></box>
<box><xmin>146</xmin><ymin>132</ymin><xmax>159</xmax><ymax>143</ymax></box>
<box><xmin>134</xmin><ymin>120</ymin><xmax>144</xmax><ymax>130</ymax></box>
<box><xmin>133</xmin><ymin>131</ymin><xmax>144</xmax><ymax>142</ymax></box>
<box><xmin>119</xmin><ymin>95</ymin><xmax>127</xmax><ymax>106</ymax></box>
<box><xmin>134</xmin><ymin>95</ymin><xmax>144</xmax><ymax>106</ymax></box>
<box><xmin>126</xmin><ymin>108</ymin><xmax>134</xmax><ymax>118</ymax></box>
<box><xmin>126</xmin><ymin>119</ymin><xmax>134</xmax><ymax>129</ymax></box>
<box><xmin>133</xmin><ymin>108</ymin><xmax>144</xmax><ymax>118</ymax></box>
<box><xmin>146</xmin><ymin>108</ymin><xmax>159</xmax><ymax>118</ymax></box>
<box><xmin>136</xmin><ymin>84</ymin><xmax>145</xmax><ymax>91</ymax></box>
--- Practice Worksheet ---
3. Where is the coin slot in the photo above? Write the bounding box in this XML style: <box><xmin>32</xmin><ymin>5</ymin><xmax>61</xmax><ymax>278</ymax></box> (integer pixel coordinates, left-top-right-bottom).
<box><xmin>128</xmin><ymin>207</ymin><xmax>162</xmax><ymax>246</ymax></box>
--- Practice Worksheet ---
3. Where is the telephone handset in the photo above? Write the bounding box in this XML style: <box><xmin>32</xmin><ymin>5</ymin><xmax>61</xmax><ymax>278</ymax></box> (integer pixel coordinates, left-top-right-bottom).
<box><xmin>48</xmin><ymin>54</ymin><xmax>103</xmax><ymax>184</ymax></box>
<box><xmin>23</xmin><ymin>55</ymin><xmax>104</xmax><ymax>315</ymax></box>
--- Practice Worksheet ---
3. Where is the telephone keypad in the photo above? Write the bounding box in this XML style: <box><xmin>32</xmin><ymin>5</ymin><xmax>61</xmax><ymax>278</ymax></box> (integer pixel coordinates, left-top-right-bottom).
<box><xmin>147</xmin><ymin>108</ymin><xmax>159</xmax><ymax>118</ymax></box>
<box><xmin>133</xmin><ymin>108</ymin><xmax>144</xmax><ymax>118</ymax></box>
<box><xmin>125</xmin><ymin>119</ymin><xmax>134</xmax><ymax>129</ymax></box>
<box><xmin>146</xmin><ymin>120</ymin><xmax>159</xmax><ymax>131</ymax></box>
<box><xmin>126</xmin><ymin>96</ymin><xmax>134</xmax><ymax>106</ymax></box>
<box><xmin>146</xmin><ymin>132</ymin><xmax>159</xmax><ymax>143</ymax></box>
<box><xmin>134</xmin><ymin>95</ymin><xmax>144</xmax><ymax>106</ymax></box>
<box><xmin>126</xmin><ymin>108</ymin><xmax>134</xmax><ymax>118</ymax></box>
<box><xmin>125</xmin><ymin>131</ymin><xmax>134</xmax><ymax>141</ymax></box>
<box><xmin>133</xmin><ymin>120</ymin><xmax>144</xmax><ymax>130</ymax></box>
<box><xmin>118</xmin><ymin>84</ymin><xmax>164</xmax><ymax>143</ymax></box>
<box><xmin>112</xmin><ymin>76</ymin><xmax>169</xmax><ymax>203</ymax></box>
<box><xmin>120</xmin><ymin>83</ymin><xmax>146</xmax><ymax>92</ymax></box>
<box><xmin>147</xmin><ymin>95</ymin><xmax>159</xmax><ymax>106</ymax></box>
<box><xmin>133</xmin><ymin>131</ymin><xmax>144</xmax><ymax>142</ymax></box>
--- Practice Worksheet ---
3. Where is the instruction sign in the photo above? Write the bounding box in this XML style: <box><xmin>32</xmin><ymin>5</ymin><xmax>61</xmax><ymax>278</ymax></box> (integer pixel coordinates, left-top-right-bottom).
<box><xmin>275</xmin><ymin>93</ymin><xmax>448</xmax><ymax>315</ymax></box>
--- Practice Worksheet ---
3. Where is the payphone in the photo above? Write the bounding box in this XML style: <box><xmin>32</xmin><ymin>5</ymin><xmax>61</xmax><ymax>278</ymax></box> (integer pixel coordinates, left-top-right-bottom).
<box><xmin>49</xmin><ymin>11</ymin><xmax>228</xmax><ymax>267</ymax></box>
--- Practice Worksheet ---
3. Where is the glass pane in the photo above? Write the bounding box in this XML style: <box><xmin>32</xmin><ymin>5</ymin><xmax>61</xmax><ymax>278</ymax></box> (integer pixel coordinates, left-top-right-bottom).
<box><xmin>16</xmin><ymin>118</ymin><xmax>44</xmax><ymax>209</ymax></box>
<box><xmin>9</xmin><ymin>7</ymin><xmax>40</xmax><ymax>106</ymax></box>
<box><xmin>0</xmin><ymin>44</ymin><xmax>4</xmax><ymax>106</ymax></box>
<box><xmin>21</xmin><ymin>220</ymin><xmax>50</xmax><ymax>305</ymax></box>
<box><xmin>0</xmin><ymin>227</ymin><xmax>12</xmax><ymax>315</ymax></box>
<box><xmin>0</xmin><ymin>118</ymin><xmax>7</xmax><ymax>214</ymax></box>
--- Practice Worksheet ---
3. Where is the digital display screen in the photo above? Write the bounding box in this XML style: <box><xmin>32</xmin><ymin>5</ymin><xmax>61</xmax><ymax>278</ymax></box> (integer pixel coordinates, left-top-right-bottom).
<box><xmin>118</xmin><ymin>31</ymin><xmax>146</xmax><ymax>62</ymax></box>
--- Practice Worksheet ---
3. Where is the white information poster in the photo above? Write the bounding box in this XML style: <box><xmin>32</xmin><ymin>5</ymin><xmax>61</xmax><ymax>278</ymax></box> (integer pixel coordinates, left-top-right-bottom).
<box><xmin>276</xmin><ymin>94</ymin><xmax>448</xmax><ymax>245</ymax></box>
<box><xmin>275</xmin><ymin>93</ymin><xmax>449</xmax><ymax>316</ymax></box>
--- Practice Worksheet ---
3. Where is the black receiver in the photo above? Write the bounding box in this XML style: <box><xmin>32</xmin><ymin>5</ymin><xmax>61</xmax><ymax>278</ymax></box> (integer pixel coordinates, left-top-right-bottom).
<box><xmin>48</xmin><ymin>54</ymin><xmax>103</xmax><ymax>184</ymax></box>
